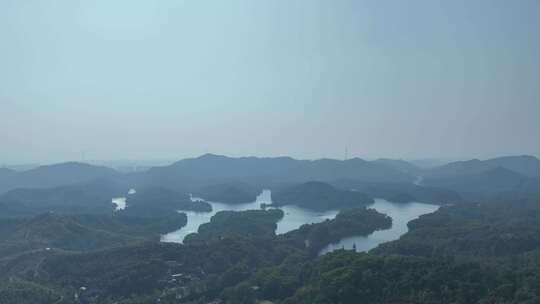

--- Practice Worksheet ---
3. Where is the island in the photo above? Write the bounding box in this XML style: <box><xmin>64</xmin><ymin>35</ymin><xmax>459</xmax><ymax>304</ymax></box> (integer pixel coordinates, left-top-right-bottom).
<box><xmin>122</xmin><ymin>187</ymin><xmax>212</xmax><ymax>217</ymax></box>
<box><xmin>283</xmin><ymin>207</ymin><xmax>392</xmax><ymax>254</ymax></box>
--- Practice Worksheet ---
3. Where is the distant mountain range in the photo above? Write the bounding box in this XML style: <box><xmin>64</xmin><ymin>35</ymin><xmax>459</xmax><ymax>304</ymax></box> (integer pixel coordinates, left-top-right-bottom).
<box><xmin>140</xmin><ymin>154</ymin><xmax>416</xmax><ymax>191</ymax></box>
<box><xmin>2</xmin><ymin>154</ymin><xmax>540</xmax><ymax>203</ymax></box>
<box><xmin>423</xmin><ymin>156</ymin><xmax>540</xmax><ymax>200</ymax></box>
<box><xmin>424</xmin><ymin>155</ymin><xmax>540</xmax><ymax>179</ymax></box>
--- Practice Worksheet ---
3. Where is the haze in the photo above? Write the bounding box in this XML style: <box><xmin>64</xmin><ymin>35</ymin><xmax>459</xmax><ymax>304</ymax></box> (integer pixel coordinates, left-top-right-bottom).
<box><xmin>1</xmin><ymin>0</ymin><xmax>539</xmax><ymax>163</ymax></box>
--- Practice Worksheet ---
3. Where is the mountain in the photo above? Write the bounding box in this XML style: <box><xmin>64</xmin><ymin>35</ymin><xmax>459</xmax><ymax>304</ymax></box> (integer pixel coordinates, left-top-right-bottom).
<box><xmin>141</xmin><ymin>154</ymin><xmax>415</xmax><ymax>191</ymax></box>
<box><xmin>0</xmin><ymin>179</ymin><xmax>126</xmax><ymax>218</ymax></box>
<box><xmin>0</xmin><ymin>168</ymin><xmax>15</xmax><ymax>177</ymax></box>
<box><xmin>0</xmin><ymin>212</ymin><xmax>187</xmax><ymax>256</ymax></box>
<box><xmin>271</xmin><ymin>181</ymin><xmax>373</xmax><ymax>211</ymax></box>
<box><xmin>332</xmin><ymin>179</ymin><xmax>463</xmax><ymax>205</ymax></box>
<box><xmin>426</xmin><ymin>155</ymin><xmax>540</xmax><ymax>179</ymax></box>
<box><xmin>0</xmin><ymin>169</ymin><xmax>16</xmax><ymax>193</ymax></box>
<box><xmin>0</xmin><ymin>162</ymin><xmax>119</xmax><ymax>194</ymax></box>
<box><xmin>425</xmin><ymin>166</ymin><xmax>540</xmax><ymax>200</ymax></box>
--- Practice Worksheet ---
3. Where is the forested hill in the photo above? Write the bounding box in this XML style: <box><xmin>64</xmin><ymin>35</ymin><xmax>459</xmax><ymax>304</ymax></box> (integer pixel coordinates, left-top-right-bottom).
<box><xmin>425</xmin><ymin>155</ymin><xmax>540</xmax><ymax>179</ymax></box>
<box><xmin>424</xmin><ymin>167</ymin><xmax>540</xmax><ymax>201</ymax></box>
<box><xmin>271</xmin><ymin>181</ymin><xmax>373</xmax><ymax>210</ymax></box>
<box><xmin>373</xmin><ymin>198</ymin><xmax>540</xmax><ymax>257</ymax></box>
<box><xmin>0</xmin><ymin>179</ymin><xmax>125</xmax><ymax>218</ymax></box>
<box><xmin>0</xmin><ymin>212</ymin><xmax>187</xmax><ymax>256</ymax></box>
<box><xmin>0</xmin><ymin>162</ymin><xmax>119</xmax><ymax>194</ymax></box>
<box><xmin>141</xmin><ymin>154</ymin><xmax>416</xmax><ymax>190</ymax></box>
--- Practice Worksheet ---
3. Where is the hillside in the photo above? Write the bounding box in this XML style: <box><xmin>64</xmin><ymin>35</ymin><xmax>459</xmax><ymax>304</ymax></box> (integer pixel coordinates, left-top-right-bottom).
<box><xmin>0</xmin><ymin>179</ymin><xmax>126</xmax><ymax>218</ymax></box>
<box><xmin>0</xmin><ymin>212</ymin><xmax>187</xmax><ymax>256</ymax></box>
<box><xmin>332</xmin><ymin>179</ymin><xmax>463</xmax><ymax>205</ymax></box>
<box><xmin>373</xmin><ymin>199</ymin><xmax>540</xmax><ymax>257</ymax></box>
<box><xmin>122</xmin><ymin>187</ymin><xmax>212</xmax><ymax>217</ymax></box>
<box><xmin>424</xmin><ymin>167</ymin><xmax>540</xmax><ymax>200</ymax></box>
<box><xmin>184</xmin><ymin>209</ymin><xmax>285</xmax><ymax>243</ymax></box>
<box><xmin>0</xmin><ymin>162</ymin><xmax>119</xmax><ymax>194</ymax></box>
<box><xmin>271</xmin><ymin>181</ymin><xmax>373</xmax><ymax>211</ymax></box>
<box><xmin>426</xmin><ymin>155</ymin><xmax>540</xmax><ymax>179</ymax></box>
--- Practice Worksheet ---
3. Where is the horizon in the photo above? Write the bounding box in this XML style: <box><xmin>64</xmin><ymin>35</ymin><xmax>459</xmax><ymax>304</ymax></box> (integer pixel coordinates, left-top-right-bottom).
<box><xmin>2</xmin><ymin>152</ymin><xmax>539</xmax><ymax>170</ymax></box>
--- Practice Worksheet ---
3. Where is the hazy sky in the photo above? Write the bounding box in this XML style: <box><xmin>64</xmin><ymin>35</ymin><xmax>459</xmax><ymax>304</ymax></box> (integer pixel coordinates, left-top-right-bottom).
<box><xmin>1</xmin><ymin>0</ymin><xmax>539</xmax><ymax>163</ymax></box>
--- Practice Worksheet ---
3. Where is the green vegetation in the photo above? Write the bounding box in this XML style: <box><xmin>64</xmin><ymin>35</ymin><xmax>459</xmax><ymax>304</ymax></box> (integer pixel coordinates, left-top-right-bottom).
<box><xmin>0</xmin><ymin>279</ymin><xmax>64</xmax><ymax>304</ymax></box>
<box><xmin>272</xmin><ymin>181</ymin><xmax>373</xmax><ymax>211</ymax></box>
<box><xmin>4</xmin><ymin>156</ymin><xmax>540</xmax><ymax>303</ymax></box>
<box><xmin>0</xmin><ymin>205</ymin><xmax>392</xmax><ymax>303</ymax></box>
<box><xmin>3</xmin><ymin>197</ymin><xmax>540</xmax><ymax>303</ymax></box>
<box><xmin>0</xmin><ymin>179</ymin><xmax>124</xmax><ymax>218</ymax></box>
<box><xmin>184</xmin><ymin>209</ymin><xmax>284</xmax><ymax>243</ymax></box>
<box><xmin>0</xmin><ymin>212</ymin><xmax>186</xmax><ymax>256</ymax></box>
<box><xmin>279</xmin><ymin>251</ymin><xmax>540</xmax><ymax>304</ymax></box>
<box><xmin>220</xmin><ymin>199</ymin><xmax>540</xmax><ymax>304</ymax></box>
<box><xmin>122</xmin><ymin>187</ymin><xmax>212</xmax><ymax>217</ymax></box>
<box><xmin>374</xmin><ymin>199</ymin><xmax>540</xmax><ymax>257</ymax></box>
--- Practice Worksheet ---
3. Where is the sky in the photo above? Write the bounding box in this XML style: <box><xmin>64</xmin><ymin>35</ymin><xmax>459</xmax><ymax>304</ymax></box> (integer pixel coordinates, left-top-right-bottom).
<box><xmin>1</xmin><ymin>0</ymin><xmax>539</xmax><ymax>164</ymax></box>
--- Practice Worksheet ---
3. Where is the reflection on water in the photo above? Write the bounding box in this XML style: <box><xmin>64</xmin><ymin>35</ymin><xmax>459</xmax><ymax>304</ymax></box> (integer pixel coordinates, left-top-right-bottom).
<box><xmin>319</xmin><ymin>199</ymin><xmax>439</xmax><ymax>255</ymax></box>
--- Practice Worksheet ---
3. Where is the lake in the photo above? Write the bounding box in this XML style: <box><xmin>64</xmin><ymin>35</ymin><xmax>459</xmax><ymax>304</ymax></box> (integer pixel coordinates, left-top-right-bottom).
<box><xmin>158</xmin><ymin>190</ymin><xmax>438</xmax><ymax>248</ymax></box>
<box><xmin>111</xmin><ymin>188</ymin><xmax>136</xmax><ymax>211</ymax></box>
<box><xmin>161</xmin><ymin>189</ymin><xmax>339</xmax><ymax>243</ymax></box>
<box><xmin>111</xmin><ymin>197</ymin><xmax>126</xmax><ymax>210</ymax></box>
<box><xmin>319</xmin><ymin>199</ymin><xmax>439</xmax><ymax>255</ymax></box>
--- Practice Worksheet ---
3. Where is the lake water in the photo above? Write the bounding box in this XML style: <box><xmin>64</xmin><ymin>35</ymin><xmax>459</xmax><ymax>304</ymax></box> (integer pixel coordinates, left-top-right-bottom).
<box><xmin>276</xmin><ymin>205</ymin><xmax>337</xmax><ymax>234</ymax></box>
<box><xmin>319</xmin><ymin>199</ymin><xmax>439</xmax><ymax>255</ymax></box>
<box><xmin>158</xmin><ymin>190</ymin><xmax>438</xmax><ymax>248</ymax></box>
<box><xmin>161</xmin><ymin>189</ymin><xmax>339</xmax><ymax>243</ymax></box>
<box><xmin>111</xmin><ymin>197</ymin><xmax>126</xmax><ymax>210</ymax></box>
<box><xmin>111</xmin><ymin>188</ymin><xmax>137</xmax><ymax>211</ymax></box>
